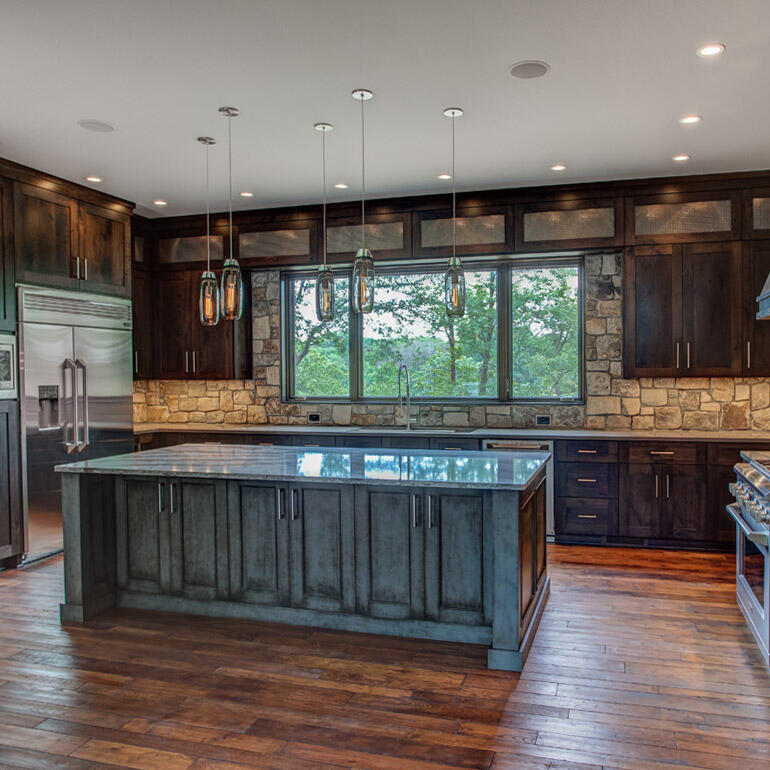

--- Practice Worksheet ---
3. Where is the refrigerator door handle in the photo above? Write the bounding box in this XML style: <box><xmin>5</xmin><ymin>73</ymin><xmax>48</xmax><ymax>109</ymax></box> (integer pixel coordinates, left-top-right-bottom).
<box><xmin>75</xmin><ymin>358</ymin><xmax>89</xmax><ymax>452</ymax></box>
<box><xmin>63</xmin><ymin>358</ymin><xmax>79</xmax><ymax>454</ymax></box>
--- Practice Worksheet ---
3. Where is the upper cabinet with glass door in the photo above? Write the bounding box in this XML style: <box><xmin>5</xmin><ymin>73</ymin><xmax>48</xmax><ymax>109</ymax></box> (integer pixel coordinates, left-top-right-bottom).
<box><xmin>625</xmin><ymin>190</ymin><xmax>741</xmax><ymax>245</ymax></box>
<box><xmin>326</xmin><ymin>212</ymin><xmax>411</xmax><ymax>263</ymax></box>
<box><xmin>742</xmin><ymin>188</ymin><xmax>770</xmax><ymax>240</ymax></box>
<box><xmin>514</xmin><ymin>198</ymin><xmax>622</xmax><ymax>252</ymax></box>
<box><xmin>413</xmin><ymin>205</ymin><xmax>512</xmax><ymax>257</ymax></box>
<box><xmin>239</xmin><ymin>220</ymin><xmax>315</xmax><ymax>267</ymax></box>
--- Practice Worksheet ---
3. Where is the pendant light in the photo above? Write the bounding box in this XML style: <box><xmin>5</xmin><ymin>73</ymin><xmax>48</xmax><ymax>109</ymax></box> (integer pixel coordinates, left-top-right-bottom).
<box><xmin>218</xmin><ymin>106</ymin><xmax>244</xmax><ymax>321</ymax></box>
<box><xmin>443</xmin><ymin>107</ymin><xmax>466</xmax><ymax>318</ymax></box>
<box><xmin>197</xmin><ymin>136</ymin><xmax>219</xmax><ymax>326</ymax></box>
<box><xmin>351</xmin><ymin>89</ymin><xmax>375</xmax><ymax>314</ymax></box>
<box><xmin>314</xmin><ymin>122</ymin><xmax>335</xmax><ymax>322</ymax></box>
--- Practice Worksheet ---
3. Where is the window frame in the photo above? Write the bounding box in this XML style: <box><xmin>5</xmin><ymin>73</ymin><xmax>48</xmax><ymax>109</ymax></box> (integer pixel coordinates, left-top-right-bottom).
<box><xmin>282</xmin><ymin>254</ymin><xmax>585</xmax><ymax>405</ymax></box>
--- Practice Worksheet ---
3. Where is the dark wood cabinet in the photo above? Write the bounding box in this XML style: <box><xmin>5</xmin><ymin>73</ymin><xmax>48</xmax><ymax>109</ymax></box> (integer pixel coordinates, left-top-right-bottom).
<box><xmin>620</xmin><ymin>461</ymin><xmax>706</xmax><ymax>541</ymax></box>
<box><xmin>78</xmin><ymin>203</ymin><xmax>131</xmax><ymax>297</ymax></box>
<box><xmin>743</xmin><ymin>240</ymin><xmax>770</xmax><ymax>375</ymax></box>
<box><xmin>152</xmin><ymin>269</ymin><xmax>249</xmax><ymax>380</ymax></box>
<box><xmin>623</xmin><ymin>244</ymin><xmax>682</xmax><ymax>377</ymax></box>
<box><xmin>132</xmin><ymin>269</ymin><xmax>152</xmax><ymax>379</ymax></box>
<box><xmin>619</xmin><ymin>463</ymin><xmax>660</xmax><ymax>538</ymax></box>
<box><xmin>682</xmin><ymin>242</ymin><xmax>741</xmax><ymax>376</ymax></box>
<box><xmin>0</xmin><ymin>178</ymin><xmax>14</xmax><ymax>332</ymax></box>
<box><xmin>289</xmin><ymin>484</ymin><xmax>355</xmax><ymax>612</ymax></box>
<box><xmin>414</xmin><ymin>206</ymin><xmax>512</xmax><ymax>258</ymax></box>
<box><xmin>0</xmin><ymin>401</ymin><xmax>22</xmax><ymax>567</ymax></box>
<box><xmin>354</xmin><ymin>487</ymin><xmax>424</xmax><ymax>619</ymax></box>
<box><xmin>624</xmin><ymin>242</ymin><xmax>742</xmax><ymax>377</ymax></box>
<box><xmin>14</xmin><ymin>182</ymin><xmax>79</xmax><ymax>289</ymax></box>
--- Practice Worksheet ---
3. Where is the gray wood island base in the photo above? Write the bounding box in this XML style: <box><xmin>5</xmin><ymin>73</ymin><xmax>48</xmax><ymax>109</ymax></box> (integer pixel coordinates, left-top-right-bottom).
<box><xmin>57</xmin><ymin>444</ymin><xmax>550</xmax><ymax>671</ymax></box>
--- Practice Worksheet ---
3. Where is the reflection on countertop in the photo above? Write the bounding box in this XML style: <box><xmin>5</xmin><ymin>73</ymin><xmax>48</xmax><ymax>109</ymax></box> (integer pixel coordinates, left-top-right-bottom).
<box><xmin>56</xmin><ymin>443</ymin><xmax>550</xmax><ymax>491</ymax></box>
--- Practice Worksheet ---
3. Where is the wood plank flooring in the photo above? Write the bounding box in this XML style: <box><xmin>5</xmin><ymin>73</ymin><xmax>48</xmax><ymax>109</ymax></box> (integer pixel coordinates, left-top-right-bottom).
<box><xmin>0</xmin><ymin>545</ymin><xmax>767</xmax><ymax>769</ymax></box>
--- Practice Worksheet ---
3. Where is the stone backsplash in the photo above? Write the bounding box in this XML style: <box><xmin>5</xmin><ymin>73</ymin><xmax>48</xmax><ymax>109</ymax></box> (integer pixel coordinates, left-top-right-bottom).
<box><xmin>133</xmin><ymin>263</ymin><xmax>770</xmax><ymax>431</ymax></box>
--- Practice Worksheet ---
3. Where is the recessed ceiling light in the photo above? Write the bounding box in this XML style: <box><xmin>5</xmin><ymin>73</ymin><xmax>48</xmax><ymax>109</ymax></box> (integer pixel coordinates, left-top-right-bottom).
<box><xmin>84</xmin><ymin>175</ymin><xmax>102</xmax><ymax>183</ymax></box>
<box><xmin>680</xmin><ymin>114</ymin><xmax>702</xmax><ymax>125</ymax></box>
<box><xmin>153</xmin><ymin>200</ymin><xmax>167</xmax><ymax>207</ymax></box>
<box><xmin>437</xmin><ymin>173</ymin><xmax>452</xmax><ymax>180</ymax></box>
<box><xmin>550</xmin><ymin>164</ymin><xmax>567</xmax><ymax>172</ymax></box>
<box><xmin>673</xmin><ymin>154</ymin><xmax>691</xmax><ymax>162</ymax></box>
<box><xmin>77</xmin><ymin>119</ymin><xmax>115</xmax><ymax>133</ymax></box>
<box><xmin>697</xmin><ymin>42</ymin><xmax>725</xmax><ymax>57</ymax></box>
<box><xmin>509</xmin><ymin>60</ymin><xmax>550</xmax><ymax>79</ymax></box>
<box><xmin>240</xmin><ymin>191</ymin><xmax>253</xmax><ymax>198</ymax></box>
<box><xmin>334</xmin><ymin>183</ymin><xmax>349</xmax><ymax>189</ymax></box>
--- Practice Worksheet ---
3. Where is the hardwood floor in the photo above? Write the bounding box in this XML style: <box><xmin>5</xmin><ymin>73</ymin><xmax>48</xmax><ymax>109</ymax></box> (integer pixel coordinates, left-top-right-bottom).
<box><xmin>0</xmin><ymin>545</ymin><xmax>767</xmax><ymax>769</ymax></box>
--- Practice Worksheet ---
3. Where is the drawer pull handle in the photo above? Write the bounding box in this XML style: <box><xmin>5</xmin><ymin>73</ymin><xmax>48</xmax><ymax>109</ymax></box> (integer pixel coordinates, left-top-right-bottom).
<box><xmin>577</xmin><ymin>478</ymin><xmax>597</xmax><ymax>483</ymax></box>
<box><xmin>649</xmin><ymin>450</ymin><xmax>675</xmax><ymax>456</ymax></box>
<box><xmin>577</xmin><ymin>449</ymin><xmax>597</xmax><ymax>454</ymax></box>
<box><xmin>258</xmin><ymin>442</ymin><xmax>274</xmax><ymax>447</ymax></box>
<box><xmin>444</xmin><ymin>446</ymin><xmax>463</xmax><ymax>451</ymax></box>
<box><xmin>304</xmin><ymin>443</ymin><xmax>320</xmax><ymax>447</ymax></box>
<box><xmin>578</xmin><ymin>514</ymin><xmax>598</xmax><ymax>519</ymax></box>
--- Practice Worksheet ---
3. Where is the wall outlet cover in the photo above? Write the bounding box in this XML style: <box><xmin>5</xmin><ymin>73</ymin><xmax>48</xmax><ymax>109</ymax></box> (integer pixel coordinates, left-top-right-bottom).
<box><xmin>308</xmin><ymin>413</ymin><xmax>321</xmax><ymax>423</ymax></box>
<box><xmin>536</xmin><ymin>415</ymin><xmax>551</xmax><ymax>426</ymax></box>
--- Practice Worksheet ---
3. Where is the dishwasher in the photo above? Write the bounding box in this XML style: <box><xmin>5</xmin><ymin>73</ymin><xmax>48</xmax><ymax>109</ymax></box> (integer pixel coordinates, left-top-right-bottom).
<box><xmin>482</xmin><ymin>439</ymin><xmax>555</xmax><ymax>537</ymax></box>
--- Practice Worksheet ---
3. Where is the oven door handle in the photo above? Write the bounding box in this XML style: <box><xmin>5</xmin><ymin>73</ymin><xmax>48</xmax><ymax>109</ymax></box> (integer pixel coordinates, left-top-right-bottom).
<box><xmin>726</xmin><ymin>503</ymin><xmax>769</xmax><ymax>548</ymax></box>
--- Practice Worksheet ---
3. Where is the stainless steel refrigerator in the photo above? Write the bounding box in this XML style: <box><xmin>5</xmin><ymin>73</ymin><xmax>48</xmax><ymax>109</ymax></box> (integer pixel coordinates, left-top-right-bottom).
<box><xmin>18</xmin><ymin>286</ymin><xmax>133</xmax><ymax>561</ymax></box>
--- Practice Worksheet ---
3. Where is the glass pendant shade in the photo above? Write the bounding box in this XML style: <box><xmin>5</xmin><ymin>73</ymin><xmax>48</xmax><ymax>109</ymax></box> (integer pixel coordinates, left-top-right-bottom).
<box><xmin>199</xmin><ymin>270</ymin><xmax>220</xmax><ymax>326</ymax></box>
<box><xmin>315</xmin><ymin>265</ymin><xmax>335</xmax><ymax>322</ymax></box>
<box><xmin>444</xmin><ymin>256</ymin><xmax>466</xmax><ymax>318</ymax></box>
<box><xmin>220</xmin><ymin>258</ymin><xmax>244</xmax><ymax>320</ymax></box>
<box><xmin>352</xmin><ymin>248</ymin><xmax>375</xmax><ymax>314</ymax></box>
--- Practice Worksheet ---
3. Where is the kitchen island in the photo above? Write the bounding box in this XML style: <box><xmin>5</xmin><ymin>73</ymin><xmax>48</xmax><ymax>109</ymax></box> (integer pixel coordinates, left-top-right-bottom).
<box><xmin>57</xmin><ymin>443</ymin><xmax>549</xmax><ymax>671</ymax></box>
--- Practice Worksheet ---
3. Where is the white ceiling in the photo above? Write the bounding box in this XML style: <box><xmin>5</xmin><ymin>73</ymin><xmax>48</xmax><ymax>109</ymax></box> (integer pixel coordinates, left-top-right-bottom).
<box><xmin>1</xmin><ymin>0</ymin><xmax>768</xmax><ymax>217</ymax></box>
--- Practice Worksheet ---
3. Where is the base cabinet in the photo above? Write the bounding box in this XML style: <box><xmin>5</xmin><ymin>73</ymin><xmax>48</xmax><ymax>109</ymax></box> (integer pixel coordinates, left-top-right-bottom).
<box><xmin>355</xmin><ymin>487</ymin><xmax>424</xmax><ymax>619</ymax></box>
<box><xmin>0</xmin><ymin>401</ymin><xmax>22</xmax><ymax>565</ymax></box>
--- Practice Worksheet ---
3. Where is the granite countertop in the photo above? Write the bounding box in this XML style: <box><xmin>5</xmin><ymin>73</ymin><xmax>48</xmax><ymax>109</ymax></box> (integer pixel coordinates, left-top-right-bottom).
<box><xmin>55</xmin><ymin>444</ymin><xmax>550</xmax><ymax>491</ymax></box>
<box><xmin>133</xmin><ymin>423</ymin><xmax>770</xmax><ymax>443</ymax></box>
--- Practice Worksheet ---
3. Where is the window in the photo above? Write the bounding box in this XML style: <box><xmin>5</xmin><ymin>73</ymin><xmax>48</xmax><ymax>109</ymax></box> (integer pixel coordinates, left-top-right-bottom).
<box><xmin>511</xmin><ymin>265</ymin><xmax>581</xmax><ymax>400</ymax></box>
<box><xmin>288</xmin><ymin>275</ymin><xmax>350</xmax><ymax>397</ymax></box>
<box><xmin>283</xmin><ymin>257</ymin><xmax>583</xmax><ymax>403</ymax></box>
<box><xmin>362</xmin><ymin>270</ymin><xmax>497</xmax><ymax>398</ymax></box>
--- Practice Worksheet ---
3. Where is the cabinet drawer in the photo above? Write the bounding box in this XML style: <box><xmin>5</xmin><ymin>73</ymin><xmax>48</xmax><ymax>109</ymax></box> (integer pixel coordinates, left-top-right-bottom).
<box><xmin>555</xmin><ymin>440</ymin><xmax>618</xmax><ymax>463</ymax></box>
<box><xmin>707</xmin><ymin>442</ymin><xmax>770</xmax><ymax>466</ymax></box>
<box><xmin>626</xmin><ymin>442</ymin><xmax>700</xmax><ymax>464</ymax></box>
<box><xmin>555</xmin><ymin>462</ymin><xmax>617</xmax><ymax>498</ymax></box>
<box><xmin>555</xmin><ymin>498</ymin><xmax>615</xmax><ymax>536</ymax></box>
<box><xmin>292</xmin><ymin>435</ymin><xmax>337</xmax><ymax>447</ymax></box>
<box><xmin>335</xmin><ymin>435</ymin><xmax>382</xmax><ymax>448</ymax></box>
<box><xmin>429</xmin><ymin>437</ymin><xmax>480</xmax><ymax>451</ymax></box>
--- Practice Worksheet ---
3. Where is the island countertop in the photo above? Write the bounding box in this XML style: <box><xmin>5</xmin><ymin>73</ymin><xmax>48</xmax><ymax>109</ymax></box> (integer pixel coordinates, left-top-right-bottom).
<box><xmin>56</xmin><ymin>443</ymin><xmax>550</xmax><ymax>491</ymax></box>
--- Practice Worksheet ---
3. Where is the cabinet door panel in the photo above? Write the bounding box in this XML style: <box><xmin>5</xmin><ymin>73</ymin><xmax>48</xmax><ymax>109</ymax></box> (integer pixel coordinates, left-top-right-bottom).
<box><xmin>0</xmin><ymin>178</ymin><xmax>14</xmax><ymax>332</ymax></box>
<box><xmin>425</xmin><ymin>491</ymin><xmax>489</xmax><ymax>625</ymax></box>
<box><xmin>744</xmin><ymin>240</ymin><xmax>770</xmax><ymax>375</ymax></box>
<box><xmin>682</xmin><ymin>242</ymin><xmax>741</xmax><ymax>376</ymax></box>
<box><xmin>132</xmin><ymin>269</ymin><xmax>152</xmax><ymax>379</ymax></box>
<box><xmin>707</xmin><ymin>465</ymin><xmax>738</xmax><ymax>546</ymax></box>
<box><xmin>0</xmin><ymin>402</ymin><xmax>21</xmax><ymax>560</ymax></box>
<box><xmin>14</xmin><ymin>183</ymin><xmax>78</xmax><ymax>288</ymax></box>
<box><xmin>193</xmin><ymin>321</ymin><xmax>233</xmax><ymax>379</ymax></box>
<box><xmin>355</xmin><ymin>488</ymin><xmax>423</xmax><ymax>619</ymax></box>
<box><xmin>117</xmin><ymin>477</ymin><xmax>170</xmax><ymax>594</ymax></box>
<box><xmin>170</xmin><ymin>479</ymin><xmax>227</xmax><ymax>600</ymax></box>
<box><xmin>663</xmin><ymin>465</ymin><xmax>706</xmax><ymax>541</ymax></box>
<box><xmin>290</xmin><ymin>485</ymin><xmax>355</xmax><ymax>612</ymax></box>
<box><xmin>623</xmin><ymin>245</ymin><xmax>682</xmax><ymax>377</ymax></box>
<box><xmin>619</xmin><ymin>464</ymin><xmax>660</xmax><ymax>538</ymax></box>
<box><xmin>154</xmin><ymin>272</ymin><xmax>193</xmax><ymax>379</ymax></box>
<box><xmin>79</xmin><ymin>203</ymin><xmax>130</xmax><ymax>296</ymax></box>
<box><xmin>228</xmin><ymin>483</ymin><xmax>289</xmax><ymax>605</ymax></box>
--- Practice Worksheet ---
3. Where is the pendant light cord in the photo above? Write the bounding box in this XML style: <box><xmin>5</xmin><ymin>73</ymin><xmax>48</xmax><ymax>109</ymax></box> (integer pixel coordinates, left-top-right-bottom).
<box><xmin>322</xmin><ymin>127</ymin><xmax>327</xmax><ymax>267</ymax></box>
<box><xmin>360</xmin><ymin>95</ymin><xmax>366</xmax><ymax>251</ymax></box>
<box><xmin>228</xmin><ymin>113</ymin><xmax>233</xmax><ymax>262</ymax></box>
<box><xmin>205</xmin><ymin>142</ymin><xmax>211</xmax><ymax>272</ymax></box>
<box><xmin>452</xmin><ymin>113</ymin><xmax>456</xmax><ymax>262</ymax></box>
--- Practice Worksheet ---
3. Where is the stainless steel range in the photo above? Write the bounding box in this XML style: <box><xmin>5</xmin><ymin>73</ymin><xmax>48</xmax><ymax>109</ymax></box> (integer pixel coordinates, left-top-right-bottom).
<box><xmin>728</xmin><ymin>452</ymin><xmax>770</xmax><ymax>665</ymax></box>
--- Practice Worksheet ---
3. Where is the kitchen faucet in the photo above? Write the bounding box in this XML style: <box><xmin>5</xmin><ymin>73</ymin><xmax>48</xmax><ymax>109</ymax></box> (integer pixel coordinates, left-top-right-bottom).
<box><xmin>397</xmin><ymin>363</ymin><xmax>416</xmax><ymax>430</ymax></box>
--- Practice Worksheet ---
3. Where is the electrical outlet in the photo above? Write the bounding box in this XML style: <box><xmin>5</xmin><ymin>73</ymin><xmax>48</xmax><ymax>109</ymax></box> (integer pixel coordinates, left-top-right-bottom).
<box><xmin>308</xmin><ymin>413</ymin><xmax>320</xmax><ymax>423</ymax></box>
<box><xmin>536</xmin><ymin>415</ymin><xmax>551</xmax><ymax>426</ymax></box>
